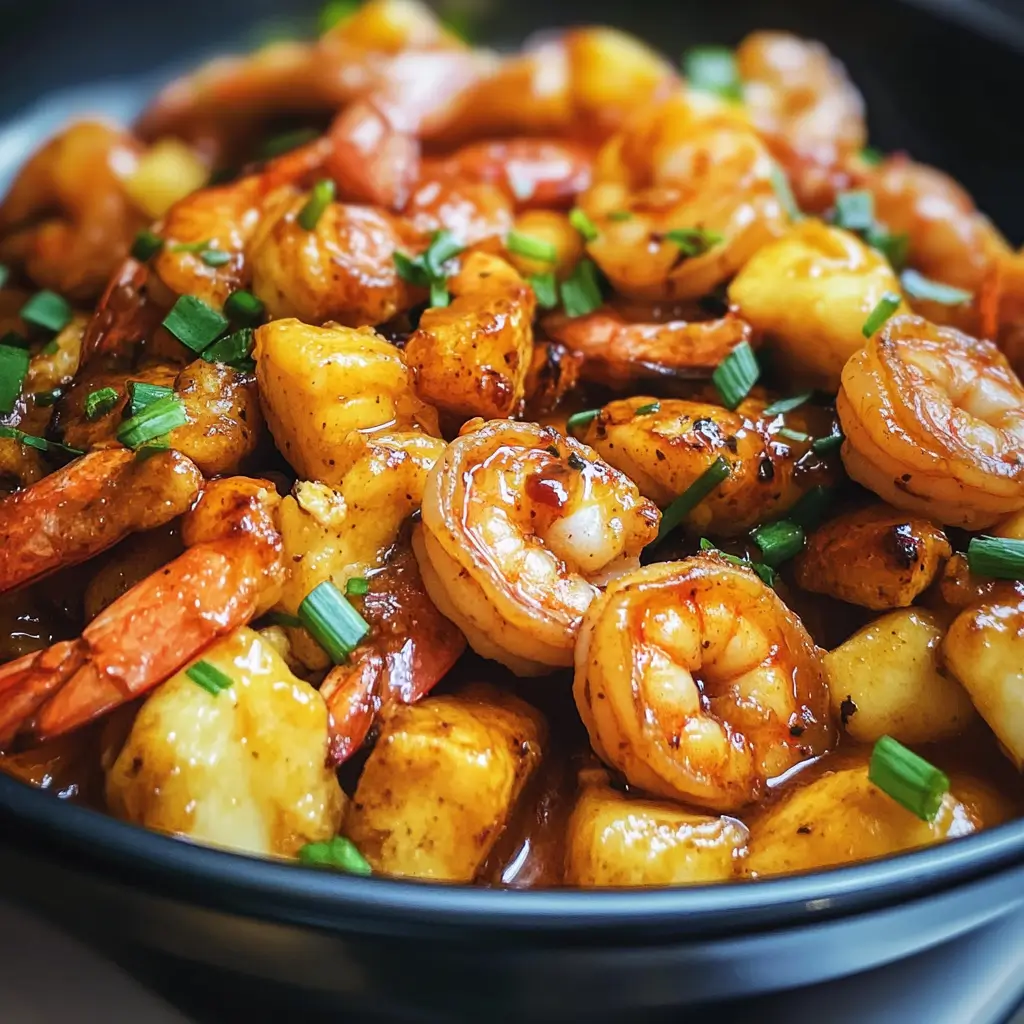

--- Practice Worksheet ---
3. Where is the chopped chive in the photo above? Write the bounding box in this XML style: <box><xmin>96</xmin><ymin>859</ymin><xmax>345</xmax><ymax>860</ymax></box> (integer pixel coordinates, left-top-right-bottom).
<box><xmin>861</xmin><ymin>146</ymin><xmax>884</xmax><ymax>166</ymax></box>
<box><xmin>699</xmin><ymin>537</ymin><xmax>776</xmax><ymax>587</ymax></box>
<box><xmin>506</xmin><ymin>231</ymin><xmax>557</xmax><ymax>263</ymax></box>
<box><xmin>260</xmin><ymin>126</ymin><xmax>320</xmax><ymax>159</ymax></box>
<box><xmin>528</xmin><ymin>272</ymin><xmax>558</xmax><ymax>309</ymax></box>
<box><xmin>864</xmin><ymin>227</ymin><xmax>910</xmax><ymax>272</ymax></box>
<box><xmin>652</xmin><ymin>456</ymin><xmax>730</xmax><ymax>546</ymax></box>
<box><xmin>751</xmin><ymin>519</ymin><xmax>805</xmax><ymax>567</ymax></box>
<box><xmin>770</xmin><ymin>163</ymin><xmax>802</xmax><ymax>221</ymax></box>
<box><xmin>833</xmin><ymin>190</ymin><xmax>875</xmax><ymax>232</ymax></box>
<box><xmin>201</xmin><ymin>249</ymin><xmax>232</xmax><ymax>268</ymax></box>
<box><xmin>900</xmin><ymin>269</ymin><xmax>972</xmax><ymax>306</ymax></box>
<box><xmin>298</xmin><ymin>835</ymin><xmax>372</xmax><ymax>876</ymax></box>
<box><xmin>318</xmin><ymin>0</ymin><xmax>359</xmax><ymax>34</ymax></box>
<box><xmin>608</xmin><ymin>210</ymin><xmax>633</xmax><ymax>222</ymax></box>
<box><xmin>394</xmin><ymin>250</ymin><xmax>430</xmax><ymax>287</ymax></box>
<box><xmin>127</xmin><ymin>381</ymin><xmax>174</xmax><ymax>417</ymax></box>
<box><xmin>664</xmin><ymin>228</ymin><xmax>723</xmax><ymax>257</ymax></box>
<box><xmin>869</xmin><ymin>735</ymin><xmax>950</xmax><ymax>822</ymax></box>
<box><xmin>861</xmin><ymin>291</ymin><xmax>902</xmax><ymax>338</ymax></box>
<box><xmin>162</xmin><ymin>294</ymin><xmax>229</xmax><ymax>352</ymax></box>
<box><xmin>135</xmin><ymin>437</ymin><xmax>170</xmax><ymax>460</ymax></box>
<box><xmin>169</xmin><ymin>239</ymin><xmax>212</xmax><ymax>254</ymax></box>
<box><xmin>811</xmin><ymin>431</ymin><xmax>844</xmax><ymax>454</ymax></box>
<box><xmin>566</xmin><ymin>408</ymin><xmax>600</xmax><ymax>434</ymax></box>
<box><xmin>762</xmin><ymin>392</ymin><xmax>813</xmax><ymax>417</ymax></box>
<box><xmin>568</xmin><ymin>208</ymin><xmax>599</xmax><ymax>242</ymax></box>
<box><xmin>559</xmin><ymin>258</ymin><xmax>603</xmax><ymax>318</ymax></box>
<box><xmin>202</xmin><ymin>328</ymin><xmax>254</xmax><ymax>367</ymax></box>
<box><xmin>429</xmin><ymin>279</ymin><xmax>450</xmax><ymax>308</ymax></box>
<box><xmin>0</xmin><ymin>425</ymin><xmax>83</xmax><ymax>456</ymax></box>
<box><xmin>683</xmin><ymin>46</ymin><xmax>742</xmax><ymax>101</ymax></box>
<box><xmin>423</xmin><ymin>230</ymin><xmax>464</xmax><ymax>278</ymax></box>
<box><xmin>967</xmin><ymin>536</ymin><xmax>1024</xmax><ymax>579</ymax></box>
<box><xmin>33</xmin><ymin>386</ymin><xmax>64</xmax><ymax>408</ymax></box>
<box><xmin>131</xmin><ymin>229</ymin><xmax>164</xmax><ymax>262</ymax></box>
<box><xmin>85</xmin><ymin>386</ymin><xmax>119</xmax><ymax>421</ymax></box>
<box><xmin>116</xmin><ymin>395</ymin><xmax>187</xmax><ymax>449</ymax></box>
<box><xmin>224</xmin><ymin>289</ymin><xmax>265</xmax><ymax>325</ymax></box>
<box><xmin>345</xmin><ymin>577</ymin><xmax>370</xmax><ymax>597</ymax></box>
<box><xmin>0</xmin><ymin>344</ymin><xmax>30</xmax><ymax>414</ymax></box>
<box><xmin>298</xmin><ymin>580</ymin><xmax>370</xmax><ymax>664</ymax></box>
<box><xmin>635</xmin><ymin>401</ymin><xmax>660</xmax><ymax>416</ymax></box>
<box><xmin>0</xmin><ymin>264</ymin><xmax>7</xmax><ymax>289</ymax></box>
<box><xmin>298</xmin><ymin>179</ymin><xmax>336</xmax><ymax>231</ymax></box>
<box><xmin>787</xmin><ymin>485</ymin><xmax>834</xmax><ymax>531</ymax></box>
<box><xmin>712</xmin><ymin>340</ymin><xmax>759</xmax><ymax>409</ymax></box>
<box><xmin>776</xmin><ymin>426</ymin><xmax>809</xmax><ymax>443</ymax></box>
<box><xmin>20</xmin><ymin>290</ymin><xmax>72</xmax><ymax>334</ymax></box>
<box><xmin>186</xmin><ymin>659</ymin><xmax>234</xmax><ymax>696</ymax></box>
<box><xmin>265</xmin><ymin>610</ymin><xmax>303</xmax><ymax>628</ymax></box>
<box><xmin>567</xmin><ymin>452</ymin><xmax>587</xmax><ymax>471</ymax></box>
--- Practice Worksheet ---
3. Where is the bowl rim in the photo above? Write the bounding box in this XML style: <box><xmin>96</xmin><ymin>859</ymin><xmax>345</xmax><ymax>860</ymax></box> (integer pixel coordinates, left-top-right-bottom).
<box><xmin>3</xmin><ymin>771</ymin><xmax>1024</xmax><ymax>941</ymax></box>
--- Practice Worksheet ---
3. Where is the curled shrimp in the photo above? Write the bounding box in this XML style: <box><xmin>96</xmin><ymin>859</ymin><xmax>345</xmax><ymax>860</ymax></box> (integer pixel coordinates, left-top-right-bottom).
<box><xmin>0</xmin><ymin>448</ymin><xmax>202</xmax><ymax>595</ymax></box>
<box><xmin>574</xmin><ymin>556</ymin><xmax>834</xmax><ymax>812</ymax></box>
<box><xmin>399</xmin><ymin>174</ymin><xmax>512</xmax><ymax>249</ymax></box>
<box><xmin>837</xmin><ymin>314</ymin><xmax>1024</xmax><ymax>529</ymax></box>
<box><xmin>0</xmin><ymin>477</ymin><xmax>284</xmax><ymax>749</ymax></box>
<box><xmin>413</xmin><ymin>419</ymin><xmax>660</xmax><ymax>675</ymax></box>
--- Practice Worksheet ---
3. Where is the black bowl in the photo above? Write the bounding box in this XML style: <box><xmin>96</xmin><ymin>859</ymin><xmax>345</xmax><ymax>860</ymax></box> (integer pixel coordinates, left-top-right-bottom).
<box><xmin>1</xmin><ymin>1</ymin><xmax>1024</xmax><ymax>1019</ymax></box>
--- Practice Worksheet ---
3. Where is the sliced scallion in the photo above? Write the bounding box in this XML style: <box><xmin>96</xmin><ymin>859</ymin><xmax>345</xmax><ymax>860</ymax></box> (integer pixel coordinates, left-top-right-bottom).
<box><xmin>345</xmin><ymin>577</ymin><xmax>370</xmax><ymax>597</ymax></box>
<box><xmin>393</xmin><ymin>250</ymin><xmax>429</xmax><ymax>287</ymax></box>
<box><xmin>506</xmin><ymin>231</ymin><xmax>557</xmax><ymax>263</ymax></box>
<box><xmin>131</xmin><ymin>229</ymin><xmax>164</xmax><ymax>262</ymax></box>
<box><xmin>762</xmin><ymin>392</ymin><xmax>813</xmax><ymax>417</ymax></box>
<box><xmin>297</xmin><ymin>835</ymin><xmax>372</xmax><ymax>875</ymax></box>
<box><xmin>528</xmin><ymin>272</ymin><xmax>558</xmax><ymax>309</ymax></box>
<box><xmin>776</xmin><ymin>426</ymin><xmax>809</xmax><ymax>443</ymax></box>
<box><xmin>751</xmin><ymin>519</ymin><xmax>805</xmax><ymax>567</ymax></box>
<box><xmin>116</xmin><ymin>395</ymin><xmax>187</xmax><ymax>449</ymax></box>
<box><xmin>0</xmin><ymin>344</ymin><xmax>30</xmax><ymax>414</ymax></box>
<box><xmin>186</xmin><ymin>660</ymin><xmax>234</xmax><ymax>696</ymax></box>
<box><xmin>770</xmin><ymin>163</ymin><xmax>802</xmax><ymax>221</ymax></box>
<box><xmin>683</xmin><ymin>46</ymin><xmax>742</xmax><ymax>101</ymax></box>
<box><xmin>162</xmin><ymin>295</ymin><xmax>229</xmax><ymax>352</ymax></box>
<box><xmin>298</xmin><ymin>179</ymin><xmax>336</xmax><ymax>231</ymax></box>
<box><xmin>559</xmin><ymin>258</ymin><xmax>603</xmax><ymax>318</ymax></box>
<box><xmin>967</xmin><ymin>535</ymin><xmax>1024</xmax><ymax>579</ymax></box>
<box><xmin>811</xmin><ymin>431</ymin><xmax>844</xmax><ymax>455</ymax></box>
<box><xmin>566</xmin><ymin>408</ymin><xmax>600</xmax><ymax>434</ymax></box>
<box><xmin>861</xmin><ymin>146</ymin><xmax>884</xmax><ymax>166</ymax></box>
<box><xmin>900</xmin><ymin>268</ymin><xmax>972</xmax><ymax>306</ymax></box>
<box><xmin>224</xmin><ymin>289</ymin><xmax>265</xmax><ymax>325</ymax></box>
<box><xmin>202</xmin><ymin>328</ymin><xmax>254</xmax><ymax>367</ymax></box>
<box><xmin>712</xmin><ymin>340</ymin><xmax>759</xmax><ymax>409</ymax></box>
<box><xmin>869</xmin><ymin>735</ymin><xmax>949</xmax><ymax>822</ymax></box>
<box><xmin>85</xmin><ymin>386</ymin><xmax>119</xmax><ymax>421</ymax></box>
<box><xmin>423</xmin><ymin>230</ymin><xmax>464</xmax><ymax>279</ymax></box>
<box><xmin>568</xmin><ymin>207</ymin><xmax>599</xmax><ymax>242</ymax></box>
<box><xmin>787</xmin><ymin>485</ymin><xmax>834</xmax><ymax>531</ymax></box>
<box><xmin>20</xmin><ymin>290</ymin><xmax>71</xmax><ymax>334</ymax></box>
<box><xmin>201</xmin><ymin>249</ymin><xmax>232</xmax><ymax>268</ymax></box>
<box><xmin>635</xmin><ymin>401</ymin><xmax>660</xmax><ymax>416</ymax></box>
<box><xmin>298</xmin><ymin>580</ymin><xmax>370</xmax><ymax>664</ymax></box>
<box><xmin>265</xmin><ymin>611</ymin><xmax>303</xmax><ymax>628</ymax></box>
<box><xmin>0</xmin><ymin>264</ymin><xmax>8</xmax><ymax>289</ymax></box>
<box><xmin>833</xmin><ymin>190</ymin><xmax>875</xmax><ymax>232</ymax></box>
<box><xmin>608</xmin><ymin>210</ymin><xmax>633</xmax><ymax>222</ymax></box>
<box><xmin>318</xmin><ymin>0</ymin><xmax>359</xmax><ymax>34</ymax></box>
<box><xmin>33</xmin><ymin>386</ymin><xmax>64</xmax><ymax>408</ymax></box>
<box><xmin>127</xmin><ymin>381</ymin><xmax>174</xmax><ymax>417</ymax></box>
<box><xmin>652</xmin><ymin>456</ymin><xmax>730</xmax><ymax>546</ymax></box>
<box><xmin>664</xmin><ymin>228</ymin><xmax>723</xmax><ymax>257</ymax></box>
<box><xmin>260</xmin><ymin>126</ymin><xmax>320</xmax><ymax>159</ymax></box>
<box><xmin>864</xmin><ymin>227</ymin><xmax>909</xmax><ymax>272</ymax></box>
<box><xmin>0</xmin><ymin>425</ymin><xmax>82</xmax><ymax>456</ymax></box>
<box><xmin>861</xmin><ymin>291</ymin><xmax>902</xmax><ymax>338</ymax></box>
<box><xmin>699</xmin><ymin>537</ymin><xmax>776</xmax><ymax>587</ymax></box>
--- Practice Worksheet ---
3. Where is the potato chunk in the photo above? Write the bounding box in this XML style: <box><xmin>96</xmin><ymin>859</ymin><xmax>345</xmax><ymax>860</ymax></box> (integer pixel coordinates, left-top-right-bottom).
<box><xmin>824</xmin><ymin>609</ymin><xmax>976</xmax><ymax>744</ymax></box>
<box><xmin>106</xmin><ymin>627</ymin><xmax>345</xmax><ymax>857</ymax></box>
<box><xmin>728</xmin><ymin>219</ymin><xmax>905</xmax><ymax>390</ymax></box>
<box><xmin>565</xmin><ymin>779</ymin><xmax>748</xmax><ymax>887</ymax></box>
<box><xmin>345</xmin><ymin>685</ymin><xmax>545</xmax><ymax>881</ymax></box>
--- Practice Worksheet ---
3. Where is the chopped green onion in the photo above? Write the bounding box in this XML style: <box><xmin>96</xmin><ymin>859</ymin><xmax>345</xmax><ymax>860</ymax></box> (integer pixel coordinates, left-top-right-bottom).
<box><xmin>608</xmin><ymin>210</ymin><xmax>633</xmax><ymax>222</ymax></box>
<box><xmin>664</xmin><ymin>228</ymin><xmax>723</xmax><ymax>257</ymax></box>
<box><xmin>900</xmin><ymin>269</ymin><xmax>972</xmax><ymax>306</ymax></box>
<box><xmin>0</xmin><ymin>264</ymin><xmax>8</xmax><ymax>289</ymax></box>
<box><xmin>506</xmin><ymin>231</ymin><xmax>557</xmax><ymax>263</ymax></box>
<box><xmin>429</xmin><ymin>279</ymin><xmax>450</xmax><ymax>308</ymax></box>
<box><xmin>393</xmin><ymin>250</ymin><xmax>429</xmax><ymax>287</ymax></box>
<box><xmin>566</xmin><ymin>408</ymin><xmax>600</xmax><ymax>434</ymax></box>
<box><xmin>186</xmin><ymin>659</ymin><xmax>234</xmax><ymax>696</ymax></box>
<box><xmin>85</xmin><ymin>386</ymin><xmax>119</xmax><ymax>421</ymax></box>
<box><xmin>861</xmin><ymin>291</ymin><xmax>902</xmax><ymax>338</ymax></box>
<box><xmin>260</xmin><ymin>126</ymin><xmax>320</xmax><ymax>159</ymax></box>
<box><xmin>776</xmin><ymin>426</ymin><xmax>809</xmax><ymax>443</ymax></box>
<box><xmin>20</xmin><ymin>290</ymin><xmax>71</xmax><ymax>334</ymax></box>
<box><xmin>0</xmin><ymin>425</ymin><xmax>83</xmax><ymax>457</ymax></box>
<box><xmin>568</xmin><ymin>208</ymin><xmax>599</xmax><ymax>242</ymax></box>
<box><xmin>751</xmin><ymin>519</ymin><xmax>805</xmax><ymax>567</ymax></box>
<box><xmin>762</xmin><ymin>392</ymin><xmax>812</xmax><ymax>417</ymax></box>
<box><xmin>869</xmin><ymin>735</ymin><xmax>950</xmax><ymax>822</ymax></box>
<box><xmin>811</xmin><ymin>431</ymin><xmax>844</xmax><ymax>454</ymax></box>
<box><xmin>967</xmin><ymin>536</ymin><xmax>1024</xmax><ymax>579</ymax></box>
<box><xmin>652</xmin><ymin>456</ymin><xmax>730</xmax><ymax>546</ymax></box>
<box><xmin>787</xmin><ymin>485</ymin><xmax>834</xmax><ymax>531</ymax></box>
<box><xmin>683</xmin><ymin>46</ymin><xmax>742</xmax><ymax>101</ymax></box>
<box><xmin>202</xmin><ymin>328</ymin><xmax>254</xmax><ymax>367</ymax></box>
<box><xmin>224</xmin><ymin>289</ymin><xmax>265</xmax><ymax>325</ymax></box>
<box><xmin>423</xmin><ymin>230</ymin><xmax>464</xmax><ymax>278</ymax></box>
<box><xmin>528</xmin><ymin>272</ymin><xmax>558</xmax><ymax>309</ymax></box>
<box><xmin>162</xmin><ymin>295</ymin><xmax>229</xmax><ymax>352</ymax></box>
<box><xmin>127</xmin><ymin>381</ymin><xmax>174</xmax><ymax>417</ymax></box>
<box><xmin>298</xmin><ymin>835</ymin><xmax>372</xmax><ymax>876</ymax></box>
<box><xmin>395</xmin><ymin>231</ymin><xmax>464</xmax><ymax>299</ymax></box>
<box><xmin>116</xmin><ymin>395</ymin><xmax>187</xmax><ymax>449</ymax></box>
<box><xmin>201</xmin><ymin>249</ymin><xmax>232</xmax><ymax>268</ymax></box>
<box><xmin>833</xmin><ymin>190</ymin><xmax>874</xmax><ymax>232</ymax></box>
<box><xmin>864</xmin><ymin>227</ymin><xmax>909</xmax><ymax>272</ymax></box>
<box><xmin>699</xmin><ymin>537</ymin><xmax>776</xmax><ymax>587</ymax></box>
<box><xmin>131</xmin><ymin>230</ymin><xmax>164</xmax><ymax>262</ymax></box>
<box><xmin>770</xmin><ymin>163</ymin><xmax>802</xmax><ymax>221</ymax></box>
<box><xmin>0</xmin><ymin>344</ymin><xmax>30</xmax><ymax>414</ymax></box>
<box><xmin>345</xmin><ymin>577</ymin><xmax>370</xmax><ymax>597</ymax></box>
<box><xmin>33</xmin><ymin>386</ymin><xmax>64</xmax><ymax>408</ymax></box>
<box><xmin>861</xmin><ymin>146</ymin><xmax>884</xmax><ymax>166</ymax></box>
<box><xmin>134</xmin><ymin>437</ymin><xmax>171</xmax><ymax>460</ymax></box>
<box><xmin>635</xmin><ymin>401</ymin><xmax>660</xmax><ymax>416</ymax></box>
<box><xmin>298</xmin><ymin>580</ymin><xmax>370</xmax><ymax>664</ymax></box>
<box><xmin>169</xmin><ymin>239</ymin><xmax>211</xmax><ymax>254</ymax></box>
<box><xmin>567</xmin><ymin>452</ymin><xmax>587</xmax><ymax>471</ymax></box>
<box><xmin>318</xmin><ymin>0</ymin><xmax>359</xmax><ymax>34</ymax></box>
<box><xmin>265</xmin><ymin>611</ymin><xmax>303</xmax><ymax>628</ymax></box>
<box><xmin>298</xmin><ymin>179</ymin><xmax>336</xmax><ymax>231</ymax></box>
<box><xmin>712</xmin><ymin>340</ymin><xmax>759</xmax><ymax>409</ymax></box>
<box><xmin>559</xmin><ymin>258</ymin><xmax>603</xmax><ymax>318</ymax></box>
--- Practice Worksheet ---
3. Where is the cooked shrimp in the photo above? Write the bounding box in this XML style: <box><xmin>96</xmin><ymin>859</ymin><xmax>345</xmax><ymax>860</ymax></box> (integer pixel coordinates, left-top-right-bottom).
<box><xmin>413</xmin><ymin>419</ymin><xmax>659</xmax><ymax>675</ymax></box>
<box><xmin>399</xmin><ymin>175</ymin><xmax>512</xmax><ymax>248</ymax></box>
<box><xmin>573</xmin><ymin>555</ymin><xmax>834</xmax><ymax>812</ymax></box>
<box><xmin>0</xmin><ymin>477</ymin><xmax>283</xmax><ymax>748</ymax></box>
<box><xmin>0</xmin><ymin>448</ymin><xmax>202</xmax><ymax>595</ymax></box>
<box><xmin>837</xmin><ymin>314</ymin><xmax>1024</xmax><ymax>528</ymax></box>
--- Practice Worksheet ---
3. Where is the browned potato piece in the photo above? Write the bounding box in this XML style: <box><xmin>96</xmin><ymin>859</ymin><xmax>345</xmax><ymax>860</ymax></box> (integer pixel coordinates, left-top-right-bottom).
<box><xmin>404</xmin><ymin>252</ymin><xmax>536</xmax><ymax>421</ymax></box>
<box><xmin>345</xmin><ymin>685</ymin><xmax>545</xmax><ymax>881</ymax></box>
<box><xmin>565</xmin><ymin>779</ymin><xmax>748</xmax><ymax>887</ymax></box>
<box><xmin>793</xmin><ymin>504</ymin><xmax>951</xmax><ymax>609</ymax></box>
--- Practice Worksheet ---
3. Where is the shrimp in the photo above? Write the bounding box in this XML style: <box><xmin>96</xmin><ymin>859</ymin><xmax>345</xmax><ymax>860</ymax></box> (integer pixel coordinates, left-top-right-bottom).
<box><xmin>837</xmin><ymin>314</ymin><xmax>1024</xmax><ymax>529</ymax></box>
<box><xmin>578</xmin><ymin>395</ymin><xmax>840</xmax><ymax>537</ymax></box>
<box><xmin>413</xmin><ymin>419</ymin><xmax>660</xmax><ymax>675</ymax></box>
<box><xmin>542</xmin><ymin>309</ymin><xmax>754</xmax><ymax>389</ymax></box>
<box><xmin>573</xmin><ymin>555</ymin><xmax>834</xmax><ymax>812</ymax></box>
<box><xmin>0</xmin><ymin>476</ymin><xmax>284</xmax><ymax>749</ymax></box>
<box><xmin>399</xmin><ymin>175</ymin><xmax>513</xmax><ymax>249</ymax></box>
<box><xmin>0</xmin><ymin>122</ymin><xmax>146</xmax><ymax>301</ymax></box>
<box><xmin>0</xmin><ymin>448</ymin><xmax>202</xmax><ymax>595</ymax></box>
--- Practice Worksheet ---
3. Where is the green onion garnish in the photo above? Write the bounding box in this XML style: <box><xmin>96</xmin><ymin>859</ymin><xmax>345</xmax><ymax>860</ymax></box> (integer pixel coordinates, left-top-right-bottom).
<box><xmin>608</xmin><ymin>210</ymin><xmax>633</xmax><ymax>222</ymax></box>
<box><xmin>568</xmin><ymin>208</ymin><xmax>599</xmax><ymax>242</ymax></box>
<box><xmin>566</xmin><ymin>408</ymin><xmax>600</xmax><ymax>434</ymax></box>
<box><xmin>787</xmin><ymin>485</ymin><xmax>834</xmax><ymax>531</ymax></box>
<box><xmin>394</xmin><ymin>231</ymin><xmax>464</xmax><ymax>301</ymax></box>
<box><xmin>202</xmin><ymin>328</ymin><xmax>254</xmax><ymax>367</ymax></box>
<box><xmin>127</xmin><ymin>381</ymin><xmax>174</xmax><ymax>417</ymax></box>
<box><xmin>652</xmin><ymin>456</ymin><xmax>730</xmax><ymax>546</ymax></box>
<box><xmin>0</xmin><ymin>344</ymin><xmax>30</xmax><ymax>414</ymax></box>
<box><xmin>762</xmin><ymin>392</ymin><xmax>813</xmax><ymax>417</ymax></box>
<box><xmin>560</xmin><ymin>258</ymin><xmax>603</xmax><ymax>318</ymax></box>
<box><xmin>345</xmin><ymin>577</ymin><xmax>370</xmax><ymax>597</ymax></box>
<box><xmin>169</xmin><ymin>239</ymin><xmax>211</xmax><ymax>254</ymax></box>
<box><xmin>186</xmin><ymin>659</ymin><xmax>234</xmax><ymax>696</ymax></box>
<box><xmin>423</xmin><ymin>230</ymin><xmax>464</xmax><ymax>278</ymax></box>
<box><xmin>0</xmin><ymin>264</ymin><xmax>8</xmax><ymax>289</ymax></box>
<box><xmin>899</xmin><ymin>269</ymin><xmax>972</xmax><ymax>306</ymax></box>
<box><xmin>811</xmin><ymin>431</ymin><xmax>844</xmax><ymax>454</ymax></box>
<box><xmin>135</xmin><ymin>437</ymin><xmax>170</xmax><ymax>460</ymax></box>
<box><xmin>131</xmin><ymin>230</ymin><xmax>164</xmax><ymax>262</ymax></box>
<box><xmin>770</xmin><ymin>163</ymin><xmax>802</xmax><ymax>221</ymax></box>
<box><xmin>162</xmin><ymin>295</ymin><xmax>229</xmax><ymax>352</ymax></box>
<box><xmin>298</xmin><ymin>179</ymin><xmax>336</xmax><ymax>231</ymax></box>
<box><xmin>776</xmin><ymin>426</ymin><xmax>809</xmax><ymax>443</ymax></box>
<box><xmin>635</xmin><ymin>401</ymin><xmax>660</xmax><ymax>416</ymax></box>
<box><xmin>224</xmin><ymin>289</ymin><xmax>265</xmax><ymax>325</ymax></box>
<box><xmin>85</xmin><ymin>386</ymin><xmax>119</xmax><ymax>421</ymax></box>
<box><xmin>260</xmin><ymin>126</ymin><xmax>320</xmax><ymax>160</ymax></box>
<box><xmin>861</xmin><ymin>291</ymin><xmax>902</xmax><ymax>338</ymax></box>
<box><xmin>664</xmin><ymin>228</ymin><xmax>723</xmax><ymax>257</ymax></box>
<box><xmin>429</xmin><ymin>279</ymin><xmax>450</xmax><ymax>308</ymax></box>
<box><xmin>967</xmin><ymin>536</ymin><xmax>1024</xmax><ymax>579</ymax></box>
<box><xmin>116</xmin><ymin>395</ymin><xmax>187</xmax><ymax>449</ymax></box>
<box><xmin>683</xmin><ymin>46</ymin><xmax>742</xmax><ymax>101</ymax></box>
<box><xmin>265</xmin><ymin>611</ymin><xmax>303</xmax><ymax>628</ymax></box>
<box><xmin>864</xmin><ymin>227</ymin><xmax>909</xmax><ymax>272</ymax></box>
<box><xmin>699</xmin><ymin>537</ymin><xmax>776</xmax><ymax>587</ymax></box>
<box><xmin>297</xmin><ymin>835</ymin><xmax>372</xmax><ymax>876</ymax></box>
<box><xmin>712</xmin><ymin>340</ymin><xmax>759</xmax><ymax>409</ymax></box>
<box><xmin>318</xmin><ymin>0</ymin><xmax>359</xmax><ymax>34</ymax></box>
<box><xmin>0</xmin><ymin>425</ymin><xmax>83</xmax><ymax>456</ymax></box>
<box><xmin>506</xmin><ymin>231</ymin><xmax>557</xmax><ymax>263</ymax></box>
<box><xmin>201</xmin><ymin>249</ymin><xmax>232</xmax><ymax>268</ymax></box>
<box><xmin>394</xmin><ymin>250</ymin><xmax>429</xmax><ymax>287</ymax></box>
<box><xmin>869</xmin><ymin>735</ymin><xmax>950</xmax><ymax>822</ymax></box>
<box><xmin>298</xmin><ymin>580</ymin><xmax>370</xmax><ymax>664</ymax></box>
<box><xmin>751</xmin><ymin>519</ymin><xmax>805</xmax><ymax>567</ymax></box>
<box><xmin>33</xmin><ymin>387</ymin><xmax>64</xmax><ymax>408</ymax></box>
<box><xmin>833</xmin><ymin>190</ymin><xmax>874</xmax><ymax>232</ymax></box>
<box><xmin>528</xmin><ymin>272</ymin><xmax>558</xmax><ymax>309</ymax></box>
<box><xmin>861</xmin><ymin>146</ymin><xmax>884</xmax><ymax>166</ymax></box>
<box><xmin>21</xmin><ymin>290</ymin><xmax>71</xmax><ymax>334</ymax></box>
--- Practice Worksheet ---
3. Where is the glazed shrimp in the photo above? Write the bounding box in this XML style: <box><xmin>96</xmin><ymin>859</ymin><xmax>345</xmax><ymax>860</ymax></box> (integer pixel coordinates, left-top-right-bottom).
<box><xmin>413</xmin><ymin>419</ymin><xmax>660</xmax><ymax>675</ymax></box>
<box><xmin>574</xmin><ymin>556</ymin><xmax>834</xmax><ymax>812</ymax></box>
<box><xmin>0</xmin><ymin>477</ymin><xmax>284</xmax><ymax>749</ymax></box>
<box><xmin>837</xmin><ymin>314</ymin><xmax>1024</xmax><ymax>529</ymax></box>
